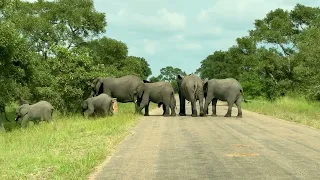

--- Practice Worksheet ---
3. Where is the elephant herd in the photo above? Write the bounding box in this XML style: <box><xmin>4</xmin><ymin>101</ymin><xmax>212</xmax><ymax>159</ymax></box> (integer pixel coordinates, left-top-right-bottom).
<box><xmin>11</xmin><ymin>74</ymin><xmax>244</xmax><ymax>129</ymax></box>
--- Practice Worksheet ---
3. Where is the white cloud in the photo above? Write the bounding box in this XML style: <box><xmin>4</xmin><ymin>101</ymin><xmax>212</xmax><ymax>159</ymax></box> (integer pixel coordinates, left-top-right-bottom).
<box><xmin>177</xmin><ymin>43</ymin><xmax>202</xmax><ymax>51</ymax></box>
<box><xmin>143</xmin><ymin>39</ymin><xmax>158</xmax><ymax>55</ymax></box>
<box><xmin>117</xmin><ymin>8</ymin><xmax>126</xmax><ymax>16</ymax></box>
<box><xmin>175</xmin><ymin>34</ymin><xmax>184</xmax><ymax>40</ymax></box>
<box><xmin>197</xmin><ymin>0</ymin><xmax>296</xmax><ymax>24</ymax></box>
<box><xmin>108</xmin><ymin>8</ymin><xmax>186</xmax><ymax>32</ymax></box>
<box><xmin>157</xmin><ymin>8</ymin><xmax>186</xmax><ymax>30</ymax></box>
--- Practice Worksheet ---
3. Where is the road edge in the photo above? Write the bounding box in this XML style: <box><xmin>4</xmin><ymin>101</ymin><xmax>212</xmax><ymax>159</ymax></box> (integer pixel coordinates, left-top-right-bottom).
<box><xmin>86</xmin><ymin>105</ymin><xmax>160</xmax><ymax>180</ymax></box>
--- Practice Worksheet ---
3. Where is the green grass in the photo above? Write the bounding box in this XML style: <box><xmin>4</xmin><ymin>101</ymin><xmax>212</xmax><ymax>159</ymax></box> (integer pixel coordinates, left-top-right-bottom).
<box><xmin>243</xmin><ymin>96</ymin><xmax>320</xmax><ymax>129</ymax></box>
<box><xmin>0</xmin><ymin>103</ymin><xmax>157</xmax><ymax>180</ymax></box>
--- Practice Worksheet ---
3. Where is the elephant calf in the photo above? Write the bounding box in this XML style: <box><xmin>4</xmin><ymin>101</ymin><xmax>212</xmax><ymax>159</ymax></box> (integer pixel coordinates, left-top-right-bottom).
<box><xmin>203</xmin><ymin>78</ymin><xmax>243</xmax><ymax>118</ymax></box>
<box><xmin>81</xmin><ymin>94</ymin><xmax>116</xmax><ymax>117</ymax></box>
<box><xmin>15</xmin><ymin>100</ymin><xmax>54</xmax><ymax>128</ymax></box>
<box><xmin>135</xmin><ymin>80</ymin><xmax>176</xmax><ymax>116</ymax></box>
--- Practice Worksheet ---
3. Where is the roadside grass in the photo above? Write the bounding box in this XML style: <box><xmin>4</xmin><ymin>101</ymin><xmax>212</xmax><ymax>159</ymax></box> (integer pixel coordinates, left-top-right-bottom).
<box><xmin>0</xmin><ymin>103</ymin><xmax>157</xmax><ymax>180</ymax></box>
<box><xmin>242</xmin><ymin>96</ymin><xmax>320</xmax><ymax>129</ymax></box>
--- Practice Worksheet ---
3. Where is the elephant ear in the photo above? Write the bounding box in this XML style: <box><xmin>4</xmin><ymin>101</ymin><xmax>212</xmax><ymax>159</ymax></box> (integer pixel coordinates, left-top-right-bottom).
<box><xmin>203</xmin><ymin>79</ymin><xmax>209</xmax><ymax>96</ymax></box>
<box><xmin>95</xmin><ymin>79</ymin><xmax>104</xmax><ymax>95</ymax></box>
<box><xmin>18</xmin><ymin>104</ymin><xmax>30</xmax><ymax>116</ymax></box>
<box><xmin>81</xmin><ymin>100</ymin><xmax>88</xmax><ymax>109</ymax></box>
<box><xmin>203</xmin><ymin>78</ymin><xmax>208</xmax><ymax>84</ymax></box>
<box><xmin>176</xmin><ymin>74</ymin><xmax>183</xmax><ymax>85</ymax></box>
<box><xmin>136</xmin><ymin>84</ymin><xmax>145</xmax><ymax>98</ymax></box>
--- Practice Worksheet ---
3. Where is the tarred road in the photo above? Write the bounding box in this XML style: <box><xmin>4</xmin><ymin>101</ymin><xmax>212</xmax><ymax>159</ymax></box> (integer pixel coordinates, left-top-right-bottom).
<box><xmin>90</xmin><ymin>100</ymin><xmax>320</xmax><ymax>180</ymax></box>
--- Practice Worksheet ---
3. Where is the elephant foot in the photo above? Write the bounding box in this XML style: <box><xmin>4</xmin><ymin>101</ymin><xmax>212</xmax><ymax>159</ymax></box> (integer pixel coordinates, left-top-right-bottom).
<box><xmin>163</xmin><ymin>113</ymin><xmax>170</xmax><ymax>117</ymax></box>
<box><xmin>135</xmin><ymin>111</ymin><xmax>143</xmax><ymax>115</ymax></box>
<box><xmin>179</xmin><ymin>112</ymin><xmax>186</xmax><ymax>116</ymax></box>
<box><xmin>144</xmin><ymin>114</ymin><xmax>150</xmax><ymax>116</ymax></box>
<box><xmin>191</xmin><ymin>113</ymin><xmax>197</xmax><ymax>117</ymax></box>
<box><xmin>171</xmin><ymin>113</ymin><xmax>176</xmax><ymax>116</ymax></box>
<box><xmin>211</xmin><ymin>114</ymin><xmax>217</xmax><ymax>117</ymax></box>
<box><xmin>236</xmin><ymin>114</ymin><xmax>243</xmax><ymax>118</ymax></box>
<box><xmin>200</xmin><ymin>112</ymin><xmax>206</xmax><ymax>117</ymax></box>
<box><xmin>224</xmin><ymin>113</ymin><xmax>231</xmax><ymax>117</ymax></box>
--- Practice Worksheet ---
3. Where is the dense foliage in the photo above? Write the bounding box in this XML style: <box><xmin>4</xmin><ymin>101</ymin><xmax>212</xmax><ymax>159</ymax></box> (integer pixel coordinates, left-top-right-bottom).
<box><xmin>196</xmin><ymin>4</ymin><xmax>320</xmax><ymax>101</ymax></box>
<box><xmin>149</xmin><ymin>66</ymin><xmax>186</xmax><ymax>93</ymax></box>
<box><xmin>0</xmin><ymin>0</ymin><xmax>152</xmax><ymax>113</ymax></box>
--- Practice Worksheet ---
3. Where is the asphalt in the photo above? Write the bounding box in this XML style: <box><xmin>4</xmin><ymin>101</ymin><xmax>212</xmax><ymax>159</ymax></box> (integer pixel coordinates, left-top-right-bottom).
<box><xmin>89</xmin><ymin>100</ymin><xmax>320</xmax><ymax>180</ymax></box>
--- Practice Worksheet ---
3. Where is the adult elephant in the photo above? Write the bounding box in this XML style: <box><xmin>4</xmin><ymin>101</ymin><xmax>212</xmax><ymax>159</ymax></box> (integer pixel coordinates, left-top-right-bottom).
<box><xmin>176</xmin><ymin>74</ymin><xmax>206</xmax><ymax>117</ymax></box>
<box><xmin>135</xmin><ymin>80</ymin><xmax>176</xmax><ymax>116</ymax></box>
<box><xmin>203</xmin><ymin>78</ymin><xmax>243</xmax><ymax>118</ymax></box>
<box><xmin>89</xmin><ymin>75</ymin><xmax>144</xmax><ymax>113</ymax></box>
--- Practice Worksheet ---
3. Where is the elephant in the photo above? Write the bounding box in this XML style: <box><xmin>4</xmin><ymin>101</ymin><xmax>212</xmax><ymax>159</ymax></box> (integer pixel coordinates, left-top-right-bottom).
<box><xmin>0</xmin><ymin>105</ymin><xmax>9</xmax><ymax>122</ymax></box>
<box><xmin>15</xmin><ymin>101</ymin><xmax>54</xmax><ymax>128</ymax></box>
<box><xmin>203</xmin><ymin>78</ymin><xmax>243</xmax><ymax>118</ymax></box>
<box><xmin>176</xmin><ymin>74</ymin><xmax>206</xmax><ymax>117</ymax></box>
<box><xmin>0</xmin><ymin>105</ymin><xmax>9</xmax><ymax>131</ymax></box>
<box><xmin>89</xmin><ymin>75</ymin><xmax>144</xmax><ymax>113</ymax></box>
<box><xmin>81</xmin><ymin>93</ymin><xmax>116</xmax><ymax>117</ymax></box>
<box><xmin>135</xmin><ymin>80</ymin><xmax>176</xmax><ymax>116</ymax></box>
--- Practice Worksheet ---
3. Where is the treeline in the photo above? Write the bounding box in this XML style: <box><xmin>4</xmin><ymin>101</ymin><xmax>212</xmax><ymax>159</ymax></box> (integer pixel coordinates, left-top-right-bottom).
<box><xmin>149</xmin><ymin>66</ymin><xmax>187</xmax><ymax>93</ymax></box>
<box><xmin>196</xmin><ymin>4</ymin><xmax>320</xmax><ymax>101</ymax></box>
<box><xmin>0</xmin><ymin>0</ymin><xmax>151</xmax><ymax>113</ymax></box>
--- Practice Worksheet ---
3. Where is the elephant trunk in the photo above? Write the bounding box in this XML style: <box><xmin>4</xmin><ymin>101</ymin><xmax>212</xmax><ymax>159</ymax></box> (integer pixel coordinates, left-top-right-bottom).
<box><xmin>15</xmin><ymin>115</ymin><xmax>20</xmax><ymax>122</ymax></box>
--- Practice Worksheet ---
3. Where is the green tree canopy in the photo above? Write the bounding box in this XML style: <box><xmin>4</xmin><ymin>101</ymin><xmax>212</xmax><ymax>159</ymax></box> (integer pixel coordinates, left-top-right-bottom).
<box><xmin>196</xmin><ymin>3</ymin><xmax>320</xmax><ymax>100</ymax></box>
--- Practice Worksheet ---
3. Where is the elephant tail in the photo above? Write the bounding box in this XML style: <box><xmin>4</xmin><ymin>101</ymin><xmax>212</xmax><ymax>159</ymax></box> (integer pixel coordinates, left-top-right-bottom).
<box><xmin>193</xmin><ymin>80</ymin><xmax>198</xmax><ymax>99</ymax></box>
<box><xmin>240</xmin><ymin>88</ymin><xmax>248</xmax><ymax>103</ymax></box>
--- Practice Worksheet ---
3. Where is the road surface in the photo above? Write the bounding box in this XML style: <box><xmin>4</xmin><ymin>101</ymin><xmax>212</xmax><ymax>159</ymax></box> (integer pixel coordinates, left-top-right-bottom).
<box><xmin>90</xmin><ymin>101</ymin><xmax>320</xmax><ymax>180</ymax></box>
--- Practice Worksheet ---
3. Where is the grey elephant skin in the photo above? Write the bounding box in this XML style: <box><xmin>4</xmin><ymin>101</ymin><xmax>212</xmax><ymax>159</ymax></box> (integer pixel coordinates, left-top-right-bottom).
<box><xmin>15</xmin><ymin>101</ymin><xmax>54</xmax><ymax>128</ymax></box>
<box><xmin>203</xmin><ymin>78</ymin><xmax>243</xmax><ymax>118</ymax></box>
<box><xmin>90</xmin><ymin>75</ymin><xmax>143</xmax><ymax>113</ymax></box>
<box><xmin>81</xmin><ymin>94</ymin><xmax>116</xmax><ymax>117</ymax></box>
<box><xmin>135</xmin><ymin>80</ymin><xmax>176</xmax><ymax>116</ymax></box>
<box><xmin>176</xmin><ymin>74</ymin><xmax>206</xmax><ymax>117</ymax></box>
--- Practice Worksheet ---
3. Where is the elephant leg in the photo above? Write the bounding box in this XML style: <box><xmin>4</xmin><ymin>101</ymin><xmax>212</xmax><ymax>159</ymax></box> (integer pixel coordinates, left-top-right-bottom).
<box><xmin>225</xmin><ymin>100</ymin><xmax>233</xmax><ymax>117</ymax></box>
<box><xmin>212</xmin><ymin>98</ymin><xmax>218</xmax><ymax>116</ymax></box>
<box><xmin>144</xmin><ymin>102</ymin><xmax>150</xmax><ymax>116</ymax></box>
<box><xmin>179</xmin><ymin>94</ymin><xmax>186</xmax><ymax>116</ymax></box>
<box><xmin>170</xmin><ymin>99</ymin><xmax>176</xmax><ymax>116</ymax></box>
<box><xmin>203</xmin><ymin>94</ymin><xmax>213</xmax><ymax>115</ymax></box>
<box><xmin>102</xmin><ymin>106</ymin><xmax>109</xmax><ymax>117</ymax></box>
<box><xmin>86</xmin><ymin>108</ymin><xmax>94</xmax><ymax>117</ymax></box>
<box><xmin>235</xmin><ymin>96</ymin><xmax>243</xmax><ymax>118</ymax></box>
<box><xmin>134</xmin><ymin>102</ymin><xmax>140</xmax><ymax>114</ymax></box>
<box><xmin>45</xmin><ymin>110</ymin><xmax>53</xmax><ymax>123</ymax></box>
<box><xmin>163</xmin><ymin>103</ymin><xmax>170</xmax><ymax>117</ymax></box>
<box><xmin>199</xmin><ymin>100</ymin><xmax>205</xmax><ymax>117</ymax></box>
<box><xmin>191</xmin><ymin>98</ymin><xmax>197</xmax><ymax>117</ymax></box>
<box><xmin>33</xmin><ymin>119</ymin><xmax>40</xmax><ymax>125</ymax></box>
<box><xmin>162</xmin><ymin>104</ymin><xmax>166</xmax><ymax>115</ymax></box>
<box><xmin>21</xmin><ymin>115</ymin><xmax>30</xmax><ymax>128</ymax></box>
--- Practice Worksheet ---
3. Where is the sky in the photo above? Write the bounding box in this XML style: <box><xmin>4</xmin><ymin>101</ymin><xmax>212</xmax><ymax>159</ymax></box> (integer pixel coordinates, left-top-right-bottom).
<box><xmin>25</xmin><ymin>0</ymin><xmax>320</xmax><ymax>77</ymax></box>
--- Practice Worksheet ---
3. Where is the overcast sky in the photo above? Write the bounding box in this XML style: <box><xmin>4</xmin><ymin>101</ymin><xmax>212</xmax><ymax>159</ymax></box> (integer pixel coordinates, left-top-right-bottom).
<box><xmin>25</xmin><ymin>0</ymin><xmax>320</xmax><ymax>77</ymax></box>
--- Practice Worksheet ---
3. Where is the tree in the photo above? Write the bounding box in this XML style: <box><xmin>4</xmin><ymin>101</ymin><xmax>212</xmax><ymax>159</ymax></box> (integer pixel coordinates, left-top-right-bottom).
<box><xmin>158</xmin><ymin>66</ymin><xmax>186</xmax><ymax>82</ymax></box>
<box><xmin>0</xmin><ymin>21</ymin><xmax>33</xmax><ymax>111</ymax></box>
<box><xmin>197</xmin><ymin>3</ymin><xmax>320</xmax><ymax>100</ymax></box>
<box><xmin>152</xmin><ymin>66</ymin><xmax>186</xmax><ymax>93</ymax></box>
<box><xmin>149</xmin><ymin>76</ymin><xmax>161</xmax><ymax>82</ymax></box>
<box><xmin>85</xmin><ymin>37</ymin><xmax>128</xmax><ymax>68</ymax></box>
<box><xmin>5</xmin><ymin>0</ymin><xmax>106</xmax><ymax>59</ymax></box>
<box><xmin>120</xmin><ymin>56</ymin><xmax>152</xmax><ymax>80</ymax></box>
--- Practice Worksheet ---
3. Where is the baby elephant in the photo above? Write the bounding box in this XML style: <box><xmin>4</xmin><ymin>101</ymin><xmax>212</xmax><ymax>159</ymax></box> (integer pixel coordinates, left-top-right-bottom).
<box><xmin>81</xmin><ymin>94</ymin><xmax>117</xmax><ymax>117</ymax></box>
<box><xmin>15</xmin><ymin>100</ymin><xmax>54</xmax><ymax>128</ymax></box>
